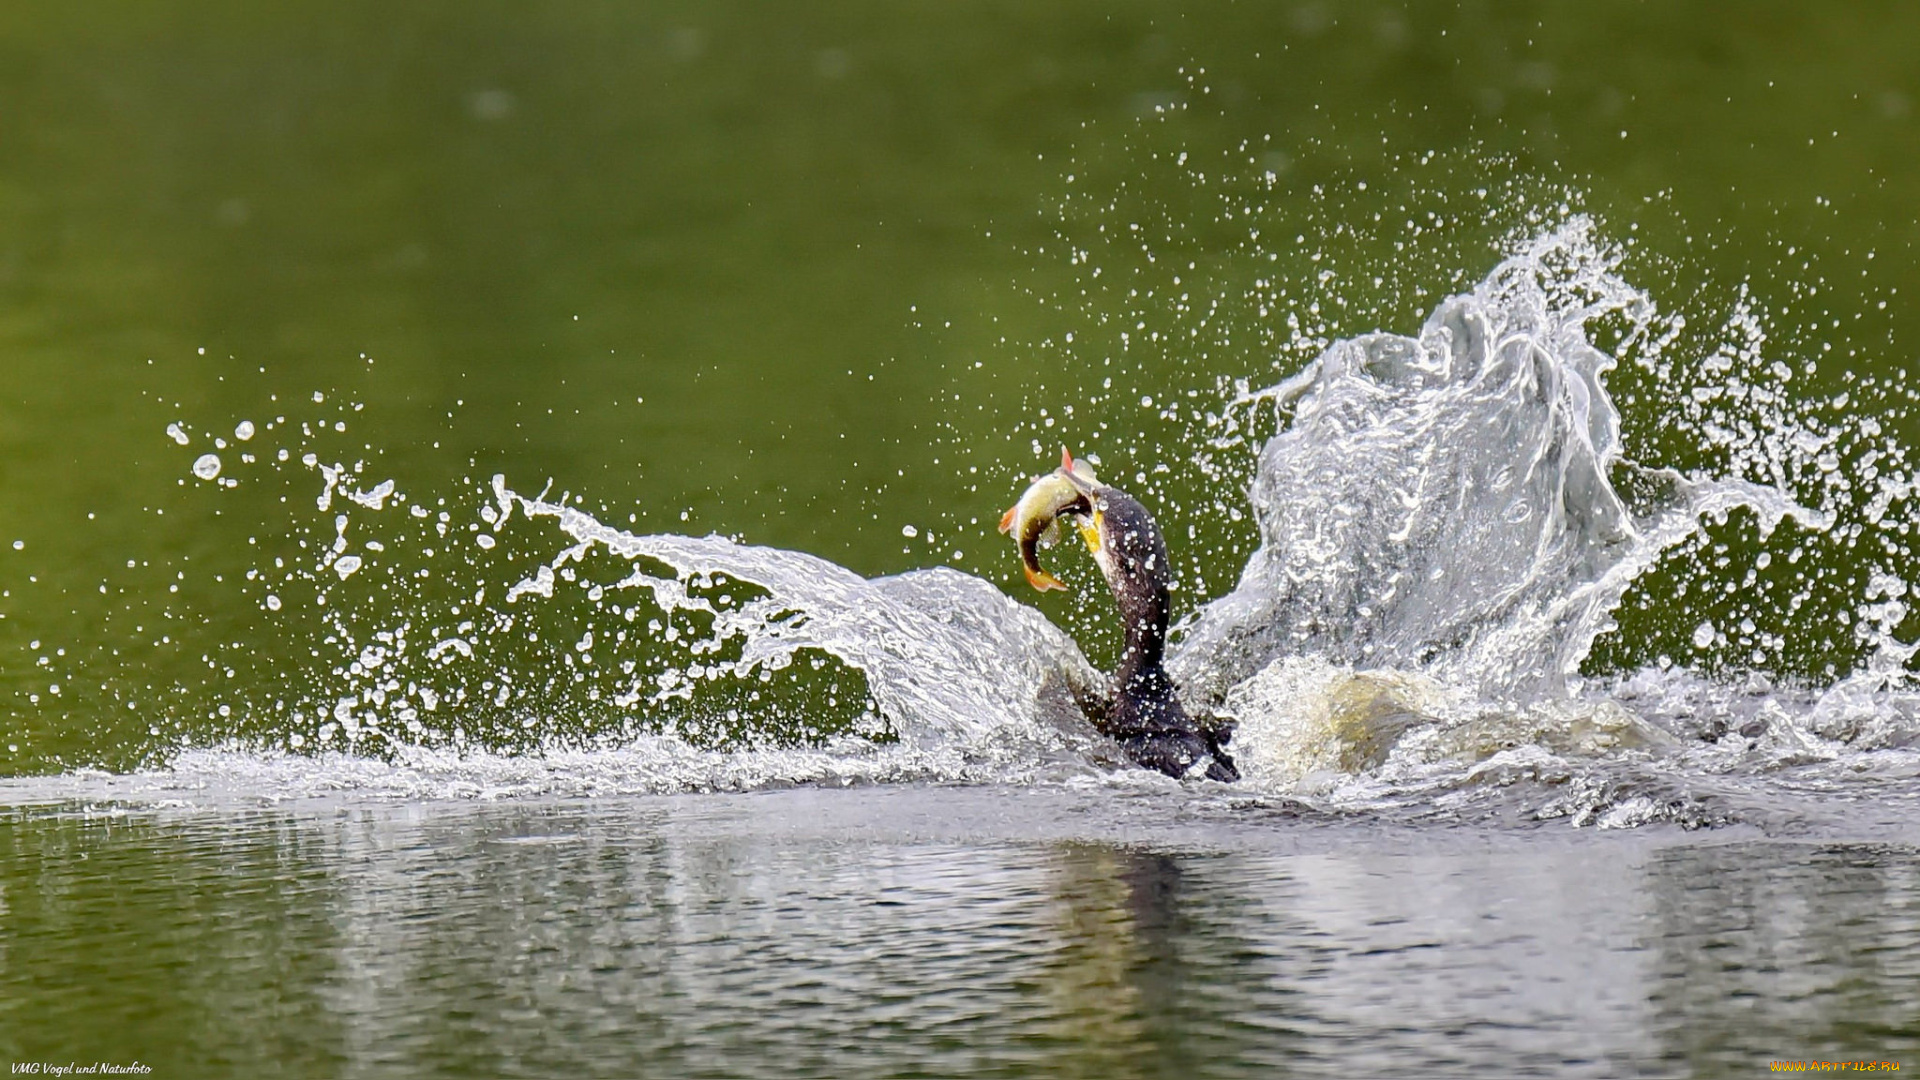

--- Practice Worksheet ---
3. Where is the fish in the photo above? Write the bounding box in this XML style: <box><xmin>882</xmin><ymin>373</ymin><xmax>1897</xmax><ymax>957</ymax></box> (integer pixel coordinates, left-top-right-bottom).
<box><xmin>997</xmin><ymin>447</ymin><xmax>1098</xmax><ymax>591</ymax></box>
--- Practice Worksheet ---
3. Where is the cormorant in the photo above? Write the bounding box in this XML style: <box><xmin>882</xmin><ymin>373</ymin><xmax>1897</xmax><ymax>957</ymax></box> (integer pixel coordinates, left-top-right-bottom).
<box><xmin>1001</xmin><ymin>452</ymin><xmax>1239</xmax><ymax>781</ymax></box>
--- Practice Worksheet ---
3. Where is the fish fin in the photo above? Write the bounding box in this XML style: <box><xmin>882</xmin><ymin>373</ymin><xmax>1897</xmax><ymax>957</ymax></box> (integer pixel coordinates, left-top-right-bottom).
<box><xmin>1060</xmin><ymin>447</ymin><xmax>1096</xmax><ymax>488</ymax></box>
<box><xmin>997</xmin><ymin>505</ymin><xmax>1016</xmax><ymax>534</ymax></box>
<box><xmin>1023</xmin><ymin>566</ymin><xmax>1068</xmax><ymax>592</ymax></box>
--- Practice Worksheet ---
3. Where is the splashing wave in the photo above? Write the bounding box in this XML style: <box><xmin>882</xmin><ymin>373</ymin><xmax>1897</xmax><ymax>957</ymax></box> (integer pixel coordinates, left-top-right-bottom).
<box><xmin>17</xmin><ymin>218</ymin><xmax>1920</xmax><ymax>831</ymax></box>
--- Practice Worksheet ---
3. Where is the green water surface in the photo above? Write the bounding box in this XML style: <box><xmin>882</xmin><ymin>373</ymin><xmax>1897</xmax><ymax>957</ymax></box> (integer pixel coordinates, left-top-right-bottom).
<box><xmin>4</xmin><ymin>1</ymin><xmax>1918</xmax><ymax>769</ymax></box>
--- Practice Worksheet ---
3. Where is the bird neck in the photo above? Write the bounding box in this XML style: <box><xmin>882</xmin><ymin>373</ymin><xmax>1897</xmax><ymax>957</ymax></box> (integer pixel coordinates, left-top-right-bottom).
<box><xmin>1106</xmin><ymin>570</ymin><xmax>1185</xmax><ymax>741</ymax></box>
<box><xmin>1113</xmin><ymin>574</ymin><xmax>1171</xmax><ymax>689</ymax></box>
<box><xmin>1085</xmin><ymin>488</ymin><xmax>1176</xmax><ymax>696</ymax></box>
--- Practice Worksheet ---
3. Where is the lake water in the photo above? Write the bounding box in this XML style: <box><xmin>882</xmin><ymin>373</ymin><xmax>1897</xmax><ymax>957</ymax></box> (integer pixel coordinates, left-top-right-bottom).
<box><xmin>4</xmin><ymin>3</ymin><xmax>1920</xmax><ymax>1076</ymax></box>
<box><xmin>6</xmin><ymin>785</ymin><xmax>1920</xmax><ymax>1078</ymax></box>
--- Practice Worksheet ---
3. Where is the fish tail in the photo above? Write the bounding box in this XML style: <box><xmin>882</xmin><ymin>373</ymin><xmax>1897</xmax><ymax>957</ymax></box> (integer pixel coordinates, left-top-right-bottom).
<box><xmin>1023</xmin><ymin>566</ymin><xmax>1068</xmax><ymax>592</ymax></box>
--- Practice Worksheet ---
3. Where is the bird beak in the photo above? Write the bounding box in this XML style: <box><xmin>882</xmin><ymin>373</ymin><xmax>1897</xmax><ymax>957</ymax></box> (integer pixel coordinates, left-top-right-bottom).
<box><xmin>1076</xmin><ymin>507</ymin><xmax>1103</xmax><ymax>554</ymax></box>
<box><xmin>1056</xmin><ymin>447</ymin><xmax>1101</xmax><ymax>550</ymax></box>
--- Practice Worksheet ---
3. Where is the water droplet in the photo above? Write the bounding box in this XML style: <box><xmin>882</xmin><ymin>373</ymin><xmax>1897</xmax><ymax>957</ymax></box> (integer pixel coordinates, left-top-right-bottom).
<box><xmin>192</xmin><ymin>454</ymin><xmax>222</xmax><ymax>481</ymax></box>
<box><xmin>334</xmin><ymin>555</ymin><xmax>363</xmax><ymax>579</ymax></box>
<box><xmin>1692</xmin><ymin>621</ymin><xmax>1717</xmax><ymax>649</ymax></box>
<box><xmin>476</xmin><ymin>534</ymin><xmax>496</xmax><ymax>550</ymax></box>
<box><xmin>265</xmin><ymin>594</ymin><xmax>282</xmax><ymax>611</ymax></box>
<box><xmin>901</xmin><ymin>525</ymin><xmax>918</xmax><ymax>538</ymax></box>
<box><xmin>235</xmin><ymin>420</ymin><xmax>255</xmax><ymax>441</ymax></box>
<box><xmin>166</xmin><ymin>422</ymin><xmax>190</xmax><ymax>446</ymax></box>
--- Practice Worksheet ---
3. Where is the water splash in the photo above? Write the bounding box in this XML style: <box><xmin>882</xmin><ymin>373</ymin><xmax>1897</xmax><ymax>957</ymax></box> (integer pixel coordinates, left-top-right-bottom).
<box><xmin>495</xmin><ymin>480</ymin><xmax>1107</xmax><ymax>761</ymax></box>
<box><xmin>1171</xmin><ymin>220</ymin><xmax>1828</xmax><ymax>706</ymax></box>
<box><xmin>16</xmin><ymin>214</ymin><xmax>1920</xmax><ymax>834</ymax></box>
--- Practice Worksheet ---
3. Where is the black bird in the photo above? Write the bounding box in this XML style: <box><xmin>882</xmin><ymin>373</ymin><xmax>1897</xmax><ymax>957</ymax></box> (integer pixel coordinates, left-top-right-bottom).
<box><xmin>1004</xmin><ymin>451</ymin><xmax>1238</xmax><ymax>781</ymax></box>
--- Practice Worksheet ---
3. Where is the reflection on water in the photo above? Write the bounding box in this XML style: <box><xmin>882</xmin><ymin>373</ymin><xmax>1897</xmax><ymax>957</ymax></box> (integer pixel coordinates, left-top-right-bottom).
<box><xmin>2</xmin><ymin>788</ymin><xmax>1915</xmax><ymax>1078</ymax></box>
<box><xmin>1644</xmin><ymin>843</ymin><xmax>1920</xmax><ymax>1070</ymax></box>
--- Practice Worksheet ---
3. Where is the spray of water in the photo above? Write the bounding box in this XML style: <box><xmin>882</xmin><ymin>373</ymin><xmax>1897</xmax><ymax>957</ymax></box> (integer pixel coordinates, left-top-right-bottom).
<box><xmin>1171</xmin><ymin>221</ymin><xmax>1826</xmax><ymax>706</ymax></box>
<box><xmin>13</xmin><ymin>202</ymin><xmax>1920</xmax><ymax>829</ymax></box>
